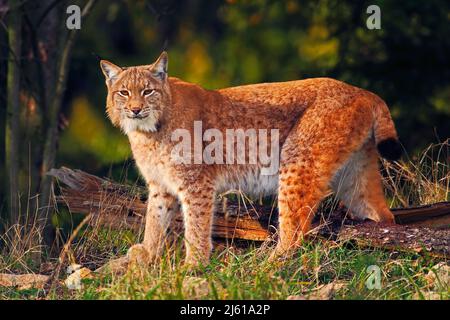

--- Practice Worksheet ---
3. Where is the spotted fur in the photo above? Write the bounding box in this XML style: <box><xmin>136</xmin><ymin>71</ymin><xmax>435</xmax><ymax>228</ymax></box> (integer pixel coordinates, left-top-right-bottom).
<box><xmin>100</xmin><ymin>52</ymin><xmax>401</xmax><ymax>265</ymax></box>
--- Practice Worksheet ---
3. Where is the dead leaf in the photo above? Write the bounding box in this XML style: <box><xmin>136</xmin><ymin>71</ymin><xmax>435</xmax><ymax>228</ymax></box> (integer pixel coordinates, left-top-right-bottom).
<box><xmin>287</xmin><ymin>295</ymin><xmax>307</xmax><ymax>300</ymax></box>
<box><xmin>413</xmin><ymin>291</ymin><xmax>445</xmax><ymax>300</ymax></box>
<box><xmin>425</xmin><ymin>262</ymin><xmax>450</xmax><ymax>290</ymax></box>
<box><xmin>289</xmin><ymin>281</ymin><xmax>347</xmax><ymax>300</ymax></box>
<box><xmin>64</xmin><ymin>267</ymin><xmax>93</xmax><ymax>290</ymax></box>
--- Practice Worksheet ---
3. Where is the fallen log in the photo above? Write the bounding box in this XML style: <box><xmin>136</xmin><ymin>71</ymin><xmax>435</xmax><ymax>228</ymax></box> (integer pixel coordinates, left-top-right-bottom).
<box><xmin>48</xmin><ymin>167</ymin><xmax>450</xmax><ymax>258</ymax></box>
<box><xmin>0</xmin><ymin>273</ymin><xmax>49</xmax><ymax>290</ymax></box>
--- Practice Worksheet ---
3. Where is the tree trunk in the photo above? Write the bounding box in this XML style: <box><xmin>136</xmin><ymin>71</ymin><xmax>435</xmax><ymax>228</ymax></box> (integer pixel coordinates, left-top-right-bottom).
<box><xmin>37</xmin><ymin>0</ymin><xmax>97</xmax><ymax>248</ymax></box>
<box><xmin>0</xmin><ymin>3</ymin><xmax>8</xmax><ymax>227</ymax></box>
<box><xmin>5</xmin><ymin>0</ymin><xmax>98</xmax><ymax>249</ymax></box>
<box><xmin>15</xmin><ymin>0</ymin><xmax>67</xmax><ymax>250</ymax></box>
<box><xmin>5</xmin><ymin>0</ymin><xmax>22</xmax><ymax>224</ymax></box>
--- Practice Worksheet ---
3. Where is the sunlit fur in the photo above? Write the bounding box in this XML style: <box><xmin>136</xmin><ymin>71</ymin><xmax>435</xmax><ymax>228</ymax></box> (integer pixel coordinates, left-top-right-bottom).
<box><xmin>101</xmin><ymin>52</ymin><xmax>400</xmax><ymax>267</ymax></box>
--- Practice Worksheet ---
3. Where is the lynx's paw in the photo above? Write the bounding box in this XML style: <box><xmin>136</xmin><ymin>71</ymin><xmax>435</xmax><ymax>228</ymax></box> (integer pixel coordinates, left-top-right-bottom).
<box><xmin>184</xmin><ymin>246</ymin><xmax>211</xmax><ymax>269</ymax></box>
<box><xmin>268</xmin><ymin>244</ymin><xmax>296</xmax><ymax>263</ymax></box>
<box><xmin>127</xmin><ymin>244</ymin><xmax>151</xmax><ymax>270</ymax></box>
<box><xmin>184</xmin><ymin>255</ymin><xmax>208</xmax><ymax>269</ymax></box>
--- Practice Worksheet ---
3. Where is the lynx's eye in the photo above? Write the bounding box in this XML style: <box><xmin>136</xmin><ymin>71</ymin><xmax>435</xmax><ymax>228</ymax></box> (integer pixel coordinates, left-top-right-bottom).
<box><xmin>142</xmin><ymin>89</ymin><xmax>155</xmax><ymax>96</ymax></box>
<box><xmin>118</xmin><ymin>90</ymin><xmax>130</xmax><ymax>97</ymax></box>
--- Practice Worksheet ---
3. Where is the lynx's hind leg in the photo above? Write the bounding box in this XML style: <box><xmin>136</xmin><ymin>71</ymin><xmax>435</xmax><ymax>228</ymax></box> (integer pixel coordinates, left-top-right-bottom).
<box><xmin>276</xmin><ymin>159</ymin><xmax>330</xmax><ymax>255</ymax></box>
<box><xmin>331</xmin><ymin>139</ymin><xmax>395</xmax><ymax>223</ymax></box>
<box><xmin>274</xmin><ymin>97</ymin><xmax>376</xmax><ymax>258</ymax></box>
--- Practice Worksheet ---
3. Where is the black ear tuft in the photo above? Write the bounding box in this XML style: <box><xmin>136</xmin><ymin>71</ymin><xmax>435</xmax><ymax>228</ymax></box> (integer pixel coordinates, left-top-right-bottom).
<box><xmin>377</xmin><ymin>138</ymin><xmax>402</xmax><ymax>161</ymax></box>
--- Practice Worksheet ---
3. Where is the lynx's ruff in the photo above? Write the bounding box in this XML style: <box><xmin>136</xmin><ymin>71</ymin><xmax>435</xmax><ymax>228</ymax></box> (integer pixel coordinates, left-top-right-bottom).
<box><xmin>100</xmin><ymin>52</ymin><xmax>401</xmax><ymax>266</ymax></box>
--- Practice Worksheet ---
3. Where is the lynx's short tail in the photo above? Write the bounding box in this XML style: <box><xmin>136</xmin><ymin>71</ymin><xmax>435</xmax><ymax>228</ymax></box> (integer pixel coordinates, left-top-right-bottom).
<box><xmin>371</xmin><ymin>94</ymin><xmax>402</xmax><ymax>161</ymax></box>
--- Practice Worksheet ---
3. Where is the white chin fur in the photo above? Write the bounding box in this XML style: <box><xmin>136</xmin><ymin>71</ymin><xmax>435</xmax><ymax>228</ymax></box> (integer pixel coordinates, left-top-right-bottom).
<box><xmin>120</xmin><ymin>113</ymin><xmax>159</xmax><ymax>134</ymax></box>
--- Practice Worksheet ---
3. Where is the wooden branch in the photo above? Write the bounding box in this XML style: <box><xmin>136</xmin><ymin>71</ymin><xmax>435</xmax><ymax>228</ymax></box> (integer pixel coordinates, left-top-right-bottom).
<box><xmin>48</xmin><ymin>167</ymin><xmax>450</xmax><ymax>258</ymax></box>
<box><xmin>337</xmin><ymin>223</ymin><xmax>449</xmax><ymax>258</ymax></box>
<box><xmin>390</xmin><ymin>202</ymin><xmax>450</xmax><ymax>228</ymax></box>
<box><xmin>0</xmin><ymin>273</ymin><xmax>49</xmax><ymax>290</ymax></box>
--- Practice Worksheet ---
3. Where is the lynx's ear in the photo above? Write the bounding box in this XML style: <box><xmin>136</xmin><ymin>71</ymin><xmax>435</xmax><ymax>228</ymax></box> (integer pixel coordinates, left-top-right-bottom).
<box><xmin>150</xmin><ymin>51</ymin><xmax>168</xmax><ymax>80</ymax></box>
<box><xmin>100</xmin><ymin>60</ymin><xmax>122</xmax><ymax>85</ymax></box>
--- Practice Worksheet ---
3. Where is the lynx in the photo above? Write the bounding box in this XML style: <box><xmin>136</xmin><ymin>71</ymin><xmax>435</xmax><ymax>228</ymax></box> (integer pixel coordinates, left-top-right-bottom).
<box><xmin>100</xmin><ymin>52</ymin><xmax>401</xmax><ymax>266</ymax></box>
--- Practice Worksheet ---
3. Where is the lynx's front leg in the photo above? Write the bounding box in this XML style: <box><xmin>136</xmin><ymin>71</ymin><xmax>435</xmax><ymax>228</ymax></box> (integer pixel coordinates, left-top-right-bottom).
<box><xmin>128</xmin><ymin>184</ymin><xmax>179</xmax><ymax>268</ymax></box>
<box><xmin>178</xmin><ymin>181</ymin><xmax>215</xmax><ymax>266</ymax></box>
<box><xmin>135</xmin><ymin>183</ymin><xmax>173</xmax><ymax>263</ymax></box>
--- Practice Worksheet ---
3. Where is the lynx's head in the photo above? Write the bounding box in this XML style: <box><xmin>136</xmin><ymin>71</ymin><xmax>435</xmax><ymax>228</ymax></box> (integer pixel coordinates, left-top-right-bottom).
<box><xmin>100</xmin><ymin>52</ymin><xmax>170</xmax><ymax>134</ymax></box>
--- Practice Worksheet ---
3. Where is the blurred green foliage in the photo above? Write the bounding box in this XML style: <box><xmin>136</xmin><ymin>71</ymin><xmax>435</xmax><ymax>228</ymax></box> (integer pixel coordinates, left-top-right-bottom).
<box><xmin>60</xmin><ymin>0</ymin><xmax>450</xmax><ymax>179</ymax></box>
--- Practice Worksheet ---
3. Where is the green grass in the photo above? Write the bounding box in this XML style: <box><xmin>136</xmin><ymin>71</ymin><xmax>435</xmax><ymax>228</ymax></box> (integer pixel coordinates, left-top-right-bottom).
<box><xmin>2</xmin><ymin>239</ymin><xmax>447</xmax><ymax>300</ymax></box>
<box><xmin>77</xmin><ymin>244</ymin><xmax>448</xmax><ymax>300</ymax></box>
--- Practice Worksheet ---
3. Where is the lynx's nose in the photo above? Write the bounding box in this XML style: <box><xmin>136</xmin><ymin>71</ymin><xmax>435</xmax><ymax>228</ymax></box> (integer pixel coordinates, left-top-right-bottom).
<box><xmin>131</xmin><ymin>108</ymin><xmax>141</xmax><ymax>115</ymax></box>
